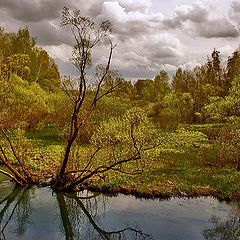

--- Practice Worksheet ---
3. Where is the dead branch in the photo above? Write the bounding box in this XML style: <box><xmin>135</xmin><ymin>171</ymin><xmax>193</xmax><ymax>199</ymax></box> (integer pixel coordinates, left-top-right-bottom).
<box><xmin>0</xmin><ymin>128</ymin><xmax>32</xmax><ymax>180</ymax></box>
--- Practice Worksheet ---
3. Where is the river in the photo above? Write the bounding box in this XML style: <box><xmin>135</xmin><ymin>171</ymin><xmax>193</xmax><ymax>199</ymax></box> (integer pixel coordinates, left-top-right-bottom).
<box><xmin>0</xmin><ymin>176</ymin><xmax>239</xmax><ymax>239</ymax></box>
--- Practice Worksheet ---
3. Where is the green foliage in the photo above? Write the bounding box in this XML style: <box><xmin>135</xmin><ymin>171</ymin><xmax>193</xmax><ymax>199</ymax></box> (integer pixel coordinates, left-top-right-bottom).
<box><xmin>134</xmin><ymin>71</ymin><xmax>170</xmax><ymax>103</ymax></box>
<box><xmin>216</xmin><ymin>120</ymin><xmax>240</xmax><ymax>170</ymax></box>
<box><xmin>0</xmin><ymin>27</ymin><xmax>61</xmax><ymax>91</ymax></box>
<box><xmin>155</xmin><ymin>92</ymin><xmax>195</xmax><ymax>127</ymax></box>
<box><xmin>202</xmin><ymin>76</ymin><xmax>240</xmax><ymax>122</ymax></box>
<box><xmin>0</xmin><ymin>128</ymin><xmax>63</xmax><ymax>178</ymax></box>
<box><xmin>77</xmin><ymin>95</ymin><xmax>132</xmax><ymax>143</ymax></box>
<box><xmin>47</xmin><ymin>90</ymin><xmax>72</xmax><ymax>130</ymax></box>
<box><xmin>89</xmin><ymin>108</ymin><xmax>158</xmax><ymax>174</ymax></box>
<box><xmin>92</xmin><ymin>108</ymin><xmax>157</xmax><ymax>149</ymax></box>
<box><xmin>185</xmin><ymin>123</ymin><xmax>223</xmax><ymax>140</ymax></box>
<box><xmin>0</xmin><ymin>75</ymin><xmax>50</xmax><ymax>130</ymax></box>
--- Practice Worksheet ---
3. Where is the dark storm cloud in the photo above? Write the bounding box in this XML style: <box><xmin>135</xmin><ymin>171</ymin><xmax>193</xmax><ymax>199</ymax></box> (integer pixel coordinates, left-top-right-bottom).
<box><xmin>28</xmin><ymin>21</ymin><xmax>73</xmax><ymax>46</ymax></box>
<box><xmin>0</xmin><ymin>0</ymin><xmax>70</xmax><ymax>23</ymax></box>
<box><xmin>0</xmin><ymin>0</ymin><xmax>79</xmax><ymax>47</ymax></box>
<box><xmin>230</xmin><ymin>0</ymin><xmax>240</xmax><ymax>13</ymax></box>
<box><xmin>229</xmin><ymin>0</ymin><xmax>240</xmax><ymax>31</ymax></box>
<box><xmin>197</xmin><ymin>18</ymin><xmax>239</xmax><ymax>38</ymax></box>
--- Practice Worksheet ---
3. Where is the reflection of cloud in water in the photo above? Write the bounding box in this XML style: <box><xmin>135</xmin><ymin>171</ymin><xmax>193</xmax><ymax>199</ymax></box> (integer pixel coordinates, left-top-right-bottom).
<box><xmin>102</xmin><ymin>195</ymin><xmax>239</xmax><ymax>239</ymax></box>
<box><xmin>0</xmin><ymin>182</ymin><xmax>239</xmax><ymax>240</ymax></box>
<box><xmin>0</xmin><ymin>185</ymin><xmax>152</xmax><ymax>240</ymax></box>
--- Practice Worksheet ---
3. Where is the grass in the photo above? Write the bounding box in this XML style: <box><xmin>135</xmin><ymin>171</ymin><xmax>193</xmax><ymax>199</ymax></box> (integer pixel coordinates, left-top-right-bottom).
<box><xmin>84</xmin><ymin>148</ymin><xmax>240</xmax><ymax>200</ymax></box>
<box><xmin>26</xmin><ymin>125</ymin><xmax>63</xmax><ymax>146</ymax></box>
<box><xmin>1</xmin><ymin>126</ymin><xmax>240</xmax><ymax>200</ymax></box>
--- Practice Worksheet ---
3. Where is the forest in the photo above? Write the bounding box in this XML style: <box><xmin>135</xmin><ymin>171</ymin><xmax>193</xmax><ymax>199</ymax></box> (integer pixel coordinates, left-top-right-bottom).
<box><xmin>0</xmin><ymin>8</ymin><xmax>240</xmax><ymax>199</ymax></box>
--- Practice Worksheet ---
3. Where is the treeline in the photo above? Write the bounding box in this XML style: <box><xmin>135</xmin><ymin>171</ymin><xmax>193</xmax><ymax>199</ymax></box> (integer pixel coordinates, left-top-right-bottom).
<box><xmin>0</xmin><ymin>27</ymin><xmax>240</xmax><ymax>138</ymax></box>
<box><xmin>0</xmin><ymin>27</ymin><xmax>60</xmax><ymax>90</ymax></box>
<box><xmin>130</xmin><ymin>49</ymin><xmax>240</xmax><ymax>127</ymax></box>
<box><xmin>0</xmin><ymin>27</ymin><xmax>63</xmax><ymax>130</ymax></box>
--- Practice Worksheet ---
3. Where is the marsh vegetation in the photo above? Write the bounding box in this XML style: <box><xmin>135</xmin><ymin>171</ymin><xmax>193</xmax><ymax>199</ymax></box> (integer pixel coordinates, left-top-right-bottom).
<box><xmin>0</xmin><ymin>8</ymin><xmax>239</xmax><ymax>200</ymax></box>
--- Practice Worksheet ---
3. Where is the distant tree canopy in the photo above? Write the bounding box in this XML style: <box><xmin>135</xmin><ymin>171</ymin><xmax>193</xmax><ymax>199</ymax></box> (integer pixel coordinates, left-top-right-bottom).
<box><xmin>0</xmin><ymin>25</ymin><xmax>240</xmax><ymax>131</ymax></box>
<box><xmin>0</xmin><ymin>15</ymin><xmax>240</xmax><ymax>190</ymax></box>
<box><xmin>130</xmin><ymin>48</ymin><xmax>240</xmax><ymax>126</ymax></box>
<box><xmin>0</xmin><ymin>27</ymin><xmax>61</xmax><ymax>91</ymax></box>
<box><xmin>0</xmin><ymin>27</ymin><xmax>62</xmax><ymax>131</ymax></box>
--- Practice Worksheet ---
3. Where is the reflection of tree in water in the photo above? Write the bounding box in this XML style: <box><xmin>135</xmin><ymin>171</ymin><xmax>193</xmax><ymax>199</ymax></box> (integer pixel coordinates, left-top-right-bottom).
<box><xmin>0</xmin><ymin>185</ymin><xmax>32</xmax><ymax>240</ymax></box>
<box><xmin>57</xmin><ymin>192</ymin><xmax>153</xmax><ymax>240</ymax></box>
<box><xmin>203</xmin><ymin>214</ymin><xmax>240</xmax><ymax>240</ymax></box>
<box><xmin>0</xmin><ymin>184</ymin><xmax>152</xmax><ymax>240</ymax></box>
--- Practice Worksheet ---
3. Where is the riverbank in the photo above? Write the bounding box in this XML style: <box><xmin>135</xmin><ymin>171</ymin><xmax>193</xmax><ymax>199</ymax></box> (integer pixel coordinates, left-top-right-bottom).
<box><xmin>1</xmin><ymin>164</ymin><xmax>239</xmax><ymax>201</ymax></box>
<box><xmin>80</xmin><ymin>169</ymin><xmax>240</xmax><ymax>201</ymax></box>
<box><xmin>1</xmin><ymin>127</ymin><xmax>240</xmax><ymax>201</ymax></box>
<box><xmin>75</xmin><ymin>149</ymin><xmax>240</xmax><ymax>201</ymax></box>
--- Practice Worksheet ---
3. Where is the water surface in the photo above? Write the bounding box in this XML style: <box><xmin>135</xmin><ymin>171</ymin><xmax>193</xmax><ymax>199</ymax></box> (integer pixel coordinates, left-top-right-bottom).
<box><xmin>0</xmin><ymin>179</ymin><xmax>239</xmax><ymax>240</ymax></box>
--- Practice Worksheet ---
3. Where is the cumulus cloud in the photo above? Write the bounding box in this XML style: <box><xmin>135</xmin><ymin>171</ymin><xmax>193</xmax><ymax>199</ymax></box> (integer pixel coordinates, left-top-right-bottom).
<box><xmin>0</xmin><ymin>0</ymin><xmax>239</xmax><ymax>79</ymax></box>
<box><xmin>118</xmin><ymin>0</ymin><xmax>152</xmax><ymax>12</ymax></box>
<box><xmin>229</xmin><ymin>0</ymin><xmax>240</xmax><ymax>31</ymax></box>
<box><xmin>44</xmin><ymin>44</ymin><xmax>72</xmax><ymax>62</ymax></box>
<box><xmin>218</xmin><ymin>45</ymin><xmax>235</xmax><ymax>58</ymax></box>
<box><xmin>90</xmin><ymin>0</ymin><xmax>183</xmax><ymax>78</ymax></box>
<box><xmin>159</xmin><ymin>64</ymin><xmax>177</xmax><ymax>74</ymax></box>
<box><xmin>28</xmin><ymin>21</ymin><xmax>72</xmax><ymax>46</ymax></box>
<box><xmin>96</xmin><ymin>0</ymin><xmax>163</xmax><ymax>38</ymax></box>
<box><xmin>163</xmin><ymin>1</ymin><xmax>209</xmax><ymax>28</ymax></box>
<box><xmin>178</xmin><ymin>60</ymin><xmax>201</xmax><ymax>70</ymax></box>
<box><xmin>163</xmin><ymin>0</ymin><xmax>239</xmax><ymax>39</ymax></box>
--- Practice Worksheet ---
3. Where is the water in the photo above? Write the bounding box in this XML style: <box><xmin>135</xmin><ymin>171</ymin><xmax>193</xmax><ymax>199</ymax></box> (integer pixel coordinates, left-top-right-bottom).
<box><xmin>0</xmin><ymin>180</ymin><xmax>239</xmax><ymax>240</ymax></box>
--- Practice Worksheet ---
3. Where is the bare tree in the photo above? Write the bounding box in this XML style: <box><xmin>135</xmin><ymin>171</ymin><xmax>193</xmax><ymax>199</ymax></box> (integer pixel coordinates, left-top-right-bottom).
<box><xmin>52</xmin><ymin>7</ymin><xmax>122</xmax><ymax>191</ymax></box>
<box><xmin>0</xmin><ymin>7</ymin><xmax>159</xmax><ymax>191</ymax></box>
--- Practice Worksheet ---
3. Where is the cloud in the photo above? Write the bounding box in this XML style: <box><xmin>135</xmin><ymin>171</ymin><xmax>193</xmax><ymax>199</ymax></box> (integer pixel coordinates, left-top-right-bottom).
<box><xmin>28</xmin><ymin>20</ymin><xmax>76</xmax><ymax>47</ymax></box>
<box><xmin>0</xmin><ymin>0</ymin><xmax>239</xmax><ymax>79</ymax></box>
<box><xmin>163</xmin><ymin>1</ymin><xmax>209</xmax><ymax>28</ymax></box>
<box><xmin>0</xmin><ymin>0</ymin><xmax>69</xmax><ymax>23</ymax></box>
<box><xmin>163</xmin><ymin>1</ymin><xmax>239</xmax><ymax>39</ymax></box>
<box><xmin>218</xmin><ymin>45</ymin><xmax>235</xmax><ymax>58</ymax></box>
<box><xmin>87</xmin><ymin>0</ymin><xmax>152</xmax><ymax>18</ymax></box>
<box><xmin>229</xmin><ymin>0</ymin><xmax>240</xmax><ymax>31</ymax></box>
<box><xmin>178</xmin><ymin>59</ymin><xmax>201</xmax><ymax>70</ymax></box>
<box><xmin>44</xmin><ymin>44</ymin><xmax>72</xmax><ymax>62</ymax></box>
<box><xmin>118</xmin><ymin>0</ymin><xmax>152</xmax><ymax>12</ymax></box>
<box><xmin>197</xmin><ymin>18</ymin><xmax>239</xmax><ymax>38</ymax></box>
<box><xmin>97</xmin><ymin>1</ymin><xmax>163</xmax><ymax>34</ymax></box>
<box><xmin>159</xmin><ymin>63</ymin><xmax>177</xmax><ymax>72</ymax></box>
<box><xmin>90</xmin><ymin>0</ymin><xmax>184</xmax><ymax>78</ymax></box>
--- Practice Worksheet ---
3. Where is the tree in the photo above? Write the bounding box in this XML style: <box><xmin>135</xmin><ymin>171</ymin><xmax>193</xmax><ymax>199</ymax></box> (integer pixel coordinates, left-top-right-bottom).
<box><xmin>52</xmin><ymin>7</ymin><xmax>118</xmax><ymax>190</ymax></box>
<box><xmin>202</xmin><ymin>76</ymin><xmax>240</xmax><ymax>122</ymax></box>
<box><xmin>0</xmin><ymin>75</ymin><xmax>49</xmax><ymax>131</ymax></box>
<box><xmin>0</xmin><ymin>27</ymin><xmax>61</xmax><ymax>91</ymax></box>
<box><xmin>0</xmin><ymin>8</ymin><xmax>157</xmax><ymax>191</ymax></box>
<box><xmin>134</xmin><ymin>79</ymin><xmax>154</xmax><ymax>101</ymax></box>
<box><xmin>154</xmin><ymin>70</ymin><xmax>170</xmax><ymax>96</ymax></box>
<box><xmin>217</xmin><ymin>120</ymin><xmax>240</xmax><ymax>170</ymax></box>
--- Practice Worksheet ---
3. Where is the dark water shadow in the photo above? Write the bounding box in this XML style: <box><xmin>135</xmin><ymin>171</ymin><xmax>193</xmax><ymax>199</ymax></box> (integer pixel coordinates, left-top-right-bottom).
<box><xmin>57</xmin><ymin>191</ymin><xmax>153</xmax><ymax>240</ymax></box>
<box><xmin>0</xmin><ymin>185</ymin><xmax>32</xmax><ymax>240</ymax></box>
<box><xmin>202</xmin><ymin>207</ymin><xmax>240</xmax><ymax>240</ymax></box>
<box><xmin>0</xmin><ymin>184</ymin><xmax>153</xmax><ymax>240</ymax></box>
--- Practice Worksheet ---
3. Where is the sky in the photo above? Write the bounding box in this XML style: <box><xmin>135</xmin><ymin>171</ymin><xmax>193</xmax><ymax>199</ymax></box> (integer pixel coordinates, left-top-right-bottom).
<box><xmin>0</xmin><ymin>0</ymin><xmax>240</xmax><ymax>80</ymax></box>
